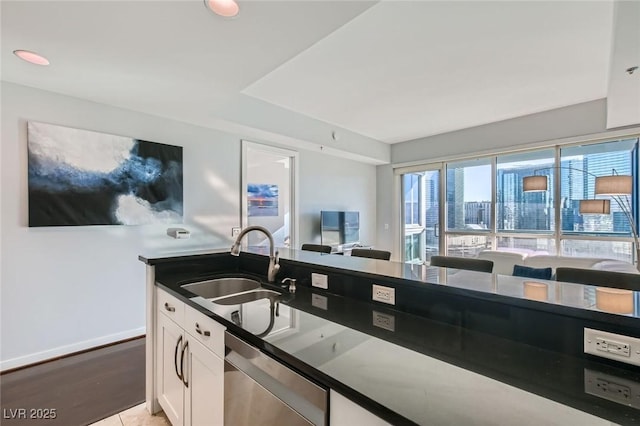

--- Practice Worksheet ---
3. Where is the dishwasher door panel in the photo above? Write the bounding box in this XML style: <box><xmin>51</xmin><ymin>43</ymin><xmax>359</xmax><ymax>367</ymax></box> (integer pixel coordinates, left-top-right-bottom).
<box><xmin>224</xmin><ymin>365</ymin><xmax>312</xmax><ymax>426</ymax></box>
<box><xmin>223</xmin><ymin>332</ymin><xmax>327</xmax><ymax>426</ymax></box>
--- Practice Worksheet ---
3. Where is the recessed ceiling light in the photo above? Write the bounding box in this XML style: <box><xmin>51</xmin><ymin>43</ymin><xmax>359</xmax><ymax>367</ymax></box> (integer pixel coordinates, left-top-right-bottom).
<box><xmin>204</xmin><ymin>0</ymin><xmax>239</xmax><ymax>18</ymax></box>
<box><xmin>13</xmin><ymin>50</ymin><xmax>50</xmax><ymax>66</ymax></box>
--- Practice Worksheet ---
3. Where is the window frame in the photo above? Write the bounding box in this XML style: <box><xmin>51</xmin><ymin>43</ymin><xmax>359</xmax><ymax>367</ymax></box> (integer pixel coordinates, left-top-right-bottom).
<box><xmin>398</xmin><ymin>135</ymin><xmax>640</xmax><ymax>263</ymax></box>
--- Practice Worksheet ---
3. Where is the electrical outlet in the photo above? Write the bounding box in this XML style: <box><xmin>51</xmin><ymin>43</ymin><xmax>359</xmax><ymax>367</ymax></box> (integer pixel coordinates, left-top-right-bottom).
<box><xmin>231</xmin><ymin>227</ymin><xmax>241</xmax><ymax>237</ymax></box>
<box><xmin>372</xmin><ymin>311</ymin><xmax>395</xmax><ymax>332</ymax></box>
<box><xmin>312</xmin><ymin>294</ymin><xmax>328</xmax><ymax>310</ymax></box>
<box><xmin>596</xmin><ymin>337</ymin><xmax>630</xmax><ymax>357</ymax></box>
<box><xmin>311</xmin><ymin>273</ymin><xmax>328</xmax><ymax>289</ymax></box>
<box><xmin>372</xmin><ymin>284</ymin><xmax>395</xmax><ymax>305</ymax></box>
<box><xmin>584</xmin><ymin>328</ymin><xmax>640</xmax><ymax>367</ymax></box>
<box><xmin>584</xmin><ymin>369</ymin><xmax>640</xmax><ymax>409</ymax></box>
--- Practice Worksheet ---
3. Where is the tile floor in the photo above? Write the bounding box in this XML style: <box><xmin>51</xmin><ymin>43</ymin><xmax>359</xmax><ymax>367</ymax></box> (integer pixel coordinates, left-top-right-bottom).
<box><xmin>89</xmin><ymin>403</ymin><xmax>170</xmax><ymax>426</ymax></box>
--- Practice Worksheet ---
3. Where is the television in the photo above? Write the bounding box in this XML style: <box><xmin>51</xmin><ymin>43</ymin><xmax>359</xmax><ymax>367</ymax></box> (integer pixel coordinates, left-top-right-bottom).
<box><xmin>320</xmin><ymin>211</ymin><xmax>360</xmax><ymax>247</ymax></box>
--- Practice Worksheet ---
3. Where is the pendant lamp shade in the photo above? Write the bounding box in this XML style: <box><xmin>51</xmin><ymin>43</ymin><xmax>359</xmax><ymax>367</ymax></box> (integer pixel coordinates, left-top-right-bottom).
<box><xmin>579</xmin><ymin>199</ymin><xmax>611</xmax><ymax>214</ymax></box>
<box><xmin>523</xmin><ymin>281</ymin><xmax>548</xmax><ymax>301</ymax></box>
<box><xmin>595</xmin><ymin>175</ymin><xmax>633</xmax><ymax>195</ymax></box>
<box><xmin>523</xmin><ymin>175</ymin><xmax>548</xmax><ymax>192</ymax></box>
<box><xmin>596</xmin><ymin>287</ymin><xmax>634</xmax><ymax>314</ymax></box>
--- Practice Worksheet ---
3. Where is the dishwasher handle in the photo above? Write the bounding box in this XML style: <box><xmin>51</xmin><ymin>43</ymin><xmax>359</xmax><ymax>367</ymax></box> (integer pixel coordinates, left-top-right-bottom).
<box><xmin>224</xmin><ymin>331</ymin><xmax>327</xmax><ymax>426</ymax></box>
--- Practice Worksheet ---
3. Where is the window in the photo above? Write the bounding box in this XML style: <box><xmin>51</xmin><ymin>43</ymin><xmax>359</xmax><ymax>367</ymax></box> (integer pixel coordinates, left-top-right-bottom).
<box><xmin>558</xmin><ymin>139</ymin><xmax>638</xmax><ymax>261</ymax></box>
<box><xmin>403</xmin><ymin>174</ymin><xmax>422</xmax><ymax>226</ymax></box>
<box><xmin>446</xmin><ymin>159</ymin><xmax>492</xmax><ymax>231</ymax></box>
<box><xmin>443</xmin><ymin>159</ymin><xmax>492</xmax><ymax>258</ymax></box>
<box><xmin>560</xmin><ymin>140</ymin><xmax>636</xmax><ymax>235</ymax></box>
<box><xmin>497</xmin><ymin>150</ymin><xmax>555</xmax><ymax>233</ymax></box>
<box><xmin>400</xmin><ymin>136</ymin><xmax>639</xmax><ymax>265</ymax></box>
<box><xmin>405</xmin><ymin>233</ymin><xmax>424</xmax><ymax>264</ymax></box>
<box><xmin>496</xmin><ymin>236</ymin><xmax>556</xmax><ymax>255</ymax></box>
<box><xmin>400</xmin><ymin>169</ymin><xmax>441</xmax><ymax>264</ymax></box>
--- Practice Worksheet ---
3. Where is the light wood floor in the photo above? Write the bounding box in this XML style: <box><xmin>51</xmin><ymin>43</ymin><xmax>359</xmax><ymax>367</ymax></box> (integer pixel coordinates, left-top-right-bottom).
<box><xmin>89</xmin><ymin>404</ymin><xmax>169</xmax><ymax>426</ymax></box>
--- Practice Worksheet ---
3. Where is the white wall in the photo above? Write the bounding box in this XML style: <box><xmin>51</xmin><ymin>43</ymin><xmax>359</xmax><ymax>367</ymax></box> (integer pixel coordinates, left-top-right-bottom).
<box><xmin>375</xmin><ymin>164</ymin><xmax>397</xmax><ymax>256</ymax></box>
<box><xmin>0</xmin><ymin>82</ymin><xmax>377</xmax><ymax>370</ymax></box>
<box><xmin>606</xmin><ymin>1</ymin><xmax>640</xmax><ymax>129</ymax></box>
<box><xmin>299</xmin><ymin>148</ymin><xmax>377</xmax><ymax>246</ymax></box>
<box><xmin>391</xmin><ymin>99</ymin><xmax>608</xmax><ymax>165</ymax></box>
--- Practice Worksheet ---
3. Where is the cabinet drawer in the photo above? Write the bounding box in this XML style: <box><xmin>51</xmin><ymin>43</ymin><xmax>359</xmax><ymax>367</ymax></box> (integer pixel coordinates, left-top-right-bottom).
<box><xmin>157</xmin><ymin>287</ymin><xmax>185</xmax><ymax>326</ymax></box>
<box><xmin>184</xmin><ymin>305</ymin><xmax>225</xmax><ymax>358</ymax></box>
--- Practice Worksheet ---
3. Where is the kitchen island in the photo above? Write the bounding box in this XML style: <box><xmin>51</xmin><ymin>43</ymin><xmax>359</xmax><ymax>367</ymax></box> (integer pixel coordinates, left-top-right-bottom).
<box><xmin>140</xmin><ymin>248</ymin><xmax>640</xmax><ymax>425</ymax></box>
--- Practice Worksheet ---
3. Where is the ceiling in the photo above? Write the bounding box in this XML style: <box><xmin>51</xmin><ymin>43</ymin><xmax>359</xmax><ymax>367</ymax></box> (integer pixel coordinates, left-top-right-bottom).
<box><xmin>1</xmin><ymin>0</ymin><xmax>615</xmax><ymax>149</ymax></box>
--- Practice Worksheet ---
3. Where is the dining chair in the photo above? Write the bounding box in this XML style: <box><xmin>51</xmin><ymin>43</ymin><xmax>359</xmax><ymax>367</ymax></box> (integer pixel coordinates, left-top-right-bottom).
<box><xmin>301</xmin><ymin>243</ymin><xmax>332</xmax><ymax>254</ymax></box>
<box><xmin>350</xmin><ymin>248</ymin><xmax>391</xmax><ymax>260</ymax></box>
<box><xmin>429</xmin><ymin>255</ymin><xmax>494</xmax><ymax>273</ymax></box>
<box><xmin>555</xmin><ymin>267</ymin><xmax>640</xmax><ymax>291</ymax></box>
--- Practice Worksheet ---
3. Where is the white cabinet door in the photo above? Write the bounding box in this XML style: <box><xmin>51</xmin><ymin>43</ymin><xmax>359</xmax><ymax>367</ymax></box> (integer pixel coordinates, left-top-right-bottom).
<box><xmin>156</xmin><ymin>289</ymin><xmax>225</xmax><ymax>426</ymax></box>
<box><xmin>184</xmin><ymin>337</ymin><xmax>224</xmax><ymax>426</ymax></box>
<box><xmin>157</xmin><ymin>312</ymin><xmax>186</xmax><ymax>426</ymax></box>
<box><xmin>329</xmin><ymin>390</ymin><xmax>390</xmax><ymax>426</ymax></box>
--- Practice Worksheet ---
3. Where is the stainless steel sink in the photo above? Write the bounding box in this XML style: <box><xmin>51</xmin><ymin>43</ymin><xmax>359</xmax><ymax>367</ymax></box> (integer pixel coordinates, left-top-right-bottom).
<box><xmin>181</xmin><ymin>277</ymin><xmax>261</xmax><ymax>299</ymax></box>
<box><xmin>212</xmin><ymin>289</ymin><xmax>281</xmax><ymax>305</ymax></box>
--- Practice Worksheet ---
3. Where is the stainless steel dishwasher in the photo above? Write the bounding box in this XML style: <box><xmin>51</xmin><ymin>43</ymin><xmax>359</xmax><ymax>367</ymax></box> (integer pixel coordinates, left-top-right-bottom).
<box><xmin>224</xmin><ymin>332</ymin><xmax>328</xmax><ymax>426</ymax></box>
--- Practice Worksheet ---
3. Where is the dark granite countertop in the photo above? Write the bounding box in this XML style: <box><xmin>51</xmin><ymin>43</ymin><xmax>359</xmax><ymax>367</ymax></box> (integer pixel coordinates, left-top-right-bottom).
<box><xmin>142</xmin><ymin>248</ymin><xmax>640</xmax><ymax>425</ymax></box>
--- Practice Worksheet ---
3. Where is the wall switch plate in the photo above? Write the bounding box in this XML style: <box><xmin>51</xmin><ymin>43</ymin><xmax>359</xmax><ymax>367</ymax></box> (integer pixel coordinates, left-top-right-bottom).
<box><xmin>231</xmin><ymin>227</ymin><xmax>241</xmax><ymax>237</ymax></box>
<box><xmin>372</xmin><ymin>311</ymin><xmax>395</xmax><ymax>332</ymax></box>
<box><xmin>372</xmin><ymin>284</ymin><xmax>395</xmax><ymax>305</ymax></box>
<box><xmin>584</xmin><ymin>368</ymin><xmax>640</xmax><ymax>409</ymax></box>
<box><xmin>584</xmin><ymin>328</ymin><xmax>640</xmax><ymax>367</ymax></box>
<box><xmin>311</xmin><ymin>273</ymin><xmax>328</xmax><ymax>289</ymax></box>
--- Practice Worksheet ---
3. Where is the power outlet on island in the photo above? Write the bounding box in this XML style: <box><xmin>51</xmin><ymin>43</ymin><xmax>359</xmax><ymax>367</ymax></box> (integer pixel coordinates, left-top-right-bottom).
<box><xmin>311</xmin><ymin>273</ymin><xmax>328</xmax><ymax>289</ymax></box>
<box><xmin>584</xmin><ymin>328</ymin><xmax>640</xmax><ymax>367</ymax></box>
<box><xmin>372</xmin><ymin>310</ymin><xmax>395</xmax><ymax>332</ymax></box>
<box><xmin>584</xmin><ymin>369</ymin><xmax>640</xmax><ymax>409</ymax></box>
<box><xmin>311</xmin><ymin>294</ymin><xmax>328</xmax><ymax>310</ymax></box>
<box><xmin>372</xmin><ymin>284</ymin><xmax>395</xmax><ymax>305</ymax></box>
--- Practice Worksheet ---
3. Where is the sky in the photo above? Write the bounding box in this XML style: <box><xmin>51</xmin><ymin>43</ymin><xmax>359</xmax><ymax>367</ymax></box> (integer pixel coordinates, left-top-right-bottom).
<box><xmin>464</xmin><ymin>166</ymin><xmax>491</xmax><ymax>202</ymax></box>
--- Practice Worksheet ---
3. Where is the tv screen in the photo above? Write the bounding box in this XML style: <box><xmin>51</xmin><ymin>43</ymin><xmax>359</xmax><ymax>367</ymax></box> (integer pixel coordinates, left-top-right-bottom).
<box><xmin>321</xmin><ymin>211</ymin><xmax>359</xmax><ymax>247</ymax></box>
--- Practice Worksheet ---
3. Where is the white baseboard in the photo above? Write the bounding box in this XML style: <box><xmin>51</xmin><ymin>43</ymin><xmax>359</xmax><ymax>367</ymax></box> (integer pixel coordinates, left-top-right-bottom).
<box><xmin>0</xmin><ymin>327</ymin><xmax>146</xmax><ymax>372</ymax></box>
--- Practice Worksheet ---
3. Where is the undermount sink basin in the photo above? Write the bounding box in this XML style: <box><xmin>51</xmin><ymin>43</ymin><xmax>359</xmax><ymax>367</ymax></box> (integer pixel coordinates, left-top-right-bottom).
<box><xmin>212</xmin><ymin>289</ymin><xmax>281</xmax><ymax>305</ymax></box>
<box><xmin>181</xmin><ymin>277</ymin><xmax>261</xmax><ymax>299</ymax></box>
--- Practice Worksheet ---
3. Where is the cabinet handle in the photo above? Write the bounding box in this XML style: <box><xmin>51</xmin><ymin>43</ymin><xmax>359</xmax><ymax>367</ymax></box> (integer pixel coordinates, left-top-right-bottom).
<box><xmin>195</xmin><ymin>322</ymin><xmax>211</xmax><ymax>337</ymax></box>
<box><xmin>164</xmin><ymin>303</ymin><xmax>175</xmax><ymax>312</ymax></box>
<box><xmin>174</xmin><ymin>335</ymin><xmax>183</xmax><ymax>381</ymax></box>
<box><xmin>180</xmin><ymin>340</ymin><xmax>189</xmax><ymax>388</ymax></box>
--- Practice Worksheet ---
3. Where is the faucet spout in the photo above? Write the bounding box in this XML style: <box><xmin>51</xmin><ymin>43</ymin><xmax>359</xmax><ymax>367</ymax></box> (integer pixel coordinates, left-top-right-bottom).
<box><xmin>281</xmin><ymin>277</ymin><xmax>297</xmax><ymax>293</ymax></box>
<box><xmin>230</xmin><ymin>225</ymin><xmax>280</xmax><ymax>282</ymax></box>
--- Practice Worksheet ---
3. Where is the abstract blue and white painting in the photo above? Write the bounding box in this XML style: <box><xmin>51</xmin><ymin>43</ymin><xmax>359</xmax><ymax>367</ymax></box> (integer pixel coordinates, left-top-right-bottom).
<box><xmin>27</xmin><ymin>122</ymin><xmax>183</xmax><ymax>226</ymax></box>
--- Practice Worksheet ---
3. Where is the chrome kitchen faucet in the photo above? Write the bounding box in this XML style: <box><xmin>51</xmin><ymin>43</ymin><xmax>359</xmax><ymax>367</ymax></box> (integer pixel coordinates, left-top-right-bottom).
<box><xmin>230</xmin><ymin>226</ymin><xmax>280</xmax><ymax>282</ymax></box>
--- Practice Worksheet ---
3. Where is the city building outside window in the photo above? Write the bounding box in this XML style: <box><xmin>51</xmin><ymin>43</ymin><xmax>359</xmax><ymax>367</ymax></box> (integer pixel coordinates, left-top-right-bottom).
<box><xmin>400</xmin><ymin>137</ymin><xmax>639</xmax><ymax>265</ymax></box>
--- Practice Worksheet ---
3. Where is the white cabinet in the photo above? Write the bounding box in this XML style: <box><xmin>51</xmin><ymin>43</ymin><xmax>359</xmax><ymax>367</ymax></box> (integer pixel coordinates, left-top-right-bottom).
<box><xmin>329</xmin><ymin>390</ymin><xmax>391</xmax><ymax>426</ymax></box>
<box><xmin>157</xmin><ymin>312</ymin><xmax>187</xmax><ymax>425</ymax></box>
<box><xmin>184</xmin><ymin>337</ymin><xmax>224</xmax><ymax>426</ymax></box>
<box><xmin>156</xmin><ymin>288</ymin><xmax>225</xmax><ymax>426</ymax></box>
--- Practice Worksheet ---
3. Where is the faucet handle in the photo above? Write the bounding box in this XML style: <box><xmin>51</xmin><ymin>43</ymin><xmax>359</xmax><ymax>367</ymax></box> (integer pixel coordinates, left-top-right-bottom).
<box><xmin>281</xmin><ymin>277</ymin><xmax>296</xmax><ymax>293</ymax></box>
